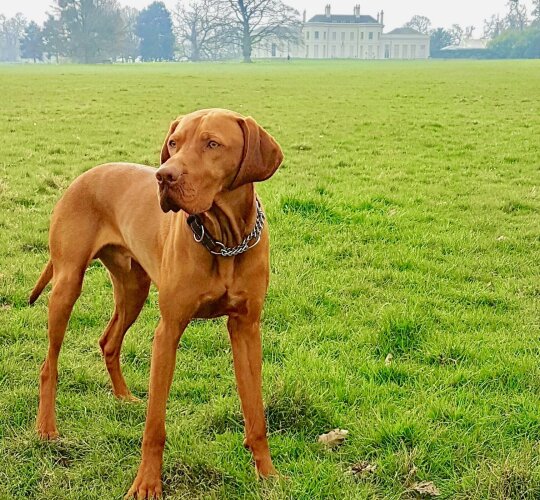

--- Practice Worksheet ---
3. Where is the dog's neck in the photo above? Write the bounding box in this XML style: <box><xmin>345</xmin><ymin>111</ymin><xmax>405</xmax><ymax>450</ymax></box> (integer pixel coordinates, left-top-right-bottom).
<box><xmin>198</xmin><ymin>184</ymin><xmax>257</xmax><ymax>249</ymax></box>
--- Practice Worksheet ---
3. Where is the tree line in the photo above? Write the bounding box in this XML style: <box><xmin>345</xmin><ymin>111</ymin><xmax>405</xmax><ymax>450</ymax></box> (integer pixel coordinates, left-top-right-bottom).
<box><xmin>403</xmin><ymin>0</ymin><xmax>540</xmax><ymax>58</ymax></box>
<box><xmin>0</xmin><ymin>0</ymin><xmax>301</xmax><ymax>64</ymax></box>
<box><xmin>2</xmin><ymin>0</ymin><xmax>539</xmax><ymax>63</ymax></box>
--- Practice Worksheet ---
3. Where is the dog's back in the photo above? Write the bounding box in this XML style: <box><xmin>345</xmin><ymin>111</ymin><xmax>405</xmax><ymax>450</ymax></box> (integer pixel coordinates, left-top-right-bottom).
<box><xmin>30</xmin><ymin>163</ymin><xmax>167</xmax><ymax>304</ymax></box>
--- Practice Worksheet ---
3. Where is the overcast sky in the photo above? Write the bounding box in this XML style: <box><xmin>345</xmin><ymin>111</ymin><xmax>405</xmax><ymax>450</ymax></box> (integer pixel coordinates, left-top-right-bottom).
<box><xmin>1</xmin><ymin>0</ymin><xmax>535</xmax><ymax>32</ymax></box>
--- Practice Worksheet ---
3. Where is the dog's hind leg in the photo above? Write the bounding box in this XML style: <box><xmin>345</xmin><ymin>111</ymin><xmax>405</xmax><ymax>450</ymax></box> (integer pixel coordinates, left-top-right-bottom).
<box><xmin>37</xmin><ymin>263</ymin><xmax>86</xmax><ymax>439</ymax></box>
<box><xmin>98</xmin><ymin>248</ymin><xmax>150</xmax><ymax>401</ymax></box>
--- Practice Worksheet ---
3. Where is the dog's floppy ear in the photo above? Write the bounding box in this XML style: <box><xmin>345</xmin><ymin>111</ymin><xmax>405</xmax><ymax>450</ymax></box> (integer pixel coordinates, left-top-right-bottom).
<box><xmin>160</xmin><ymin>118</ymin><xmax>181</xmax><ymax>165</ymax></box>
<box><xmin>230</xmin><ymin>117</ymin><xmax>283</xmax><ymax>189</ymax></box>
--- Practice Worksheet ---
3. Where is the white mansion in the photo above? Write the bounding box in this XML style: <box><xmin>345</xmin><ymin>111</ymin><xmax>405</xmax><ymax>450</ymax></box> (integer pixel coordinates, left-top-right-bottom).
<box><xmin>252</xmin><ymin>4</ymin><xmax>430</xmax><ymax>60</ymax></box>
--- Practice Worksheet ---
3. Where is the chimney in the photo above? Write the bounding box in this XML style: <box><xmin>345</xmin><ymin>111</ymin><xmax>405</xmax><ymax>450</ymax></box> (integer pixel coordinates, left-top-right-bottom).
<box><xmin>380</xmin><ymin>10</ymin><xmax>384</xmax><ymax>26</ymax></box>
<box><xmin>303</xmin><ymin>9</ymin><xmax>306</xmax><ymax>23</ymax></box>
<box><xmin>325</xmin><ymin>4</ymin><xmax>331</xmax><ymax>18</ymax></box>
<box><xmin>354</xmin><ymin>4</ymin><xmax>361</xmax><ymax>18</ymax></box>
<box><xmin>377</xmin><ymin>12</ymin><xmax>380</xmax><ymax>23</ymax></box>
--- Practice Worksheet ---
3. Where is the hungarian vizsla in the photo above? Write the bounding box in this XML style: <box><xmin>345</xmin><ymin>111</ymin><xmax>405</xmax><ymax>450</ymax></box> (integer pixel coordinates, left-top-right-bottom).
<box><xmin>30</xmin><ymin>108</ymin><xmax>283</xmax><ymax>498</ymax></box>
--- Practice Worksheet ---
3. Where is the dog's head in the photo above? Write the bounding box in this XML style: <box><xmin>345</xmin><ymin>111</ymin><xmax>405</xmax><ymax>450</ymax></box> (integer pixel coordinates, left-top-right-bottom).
<box><xmin>156</xmin><ymin>108</ymin><xmax>283</xmax><ymax>214</ymax></box>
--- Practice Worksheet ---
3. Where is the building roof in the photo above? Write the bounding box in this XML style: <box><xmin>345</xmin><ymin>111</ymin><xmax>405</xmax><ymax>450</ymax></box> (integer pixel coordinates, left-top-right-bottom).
<box><xmin>441</xmin><ymin>38</ymin><xmax>489</xmax><ymax>50</ymax></box>
<box><xmin>386</xmin><ymin>27</ymin><xmax>424</xmax><ymax>36</ymax></box>
<box><xmin>307</xmin><ymin>14</ymin><xmax>379</xmax><ymax>24</ymax></box>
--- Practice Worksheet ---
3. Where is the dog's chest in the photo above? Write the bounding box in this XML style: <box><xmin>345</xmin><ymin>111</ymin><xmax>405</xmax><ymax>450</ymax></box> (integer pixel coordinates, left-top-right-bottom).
<box><xmin>193</xmin><ymin>287</ymin><xmax>246</xmax><ymax>319</ymax></box>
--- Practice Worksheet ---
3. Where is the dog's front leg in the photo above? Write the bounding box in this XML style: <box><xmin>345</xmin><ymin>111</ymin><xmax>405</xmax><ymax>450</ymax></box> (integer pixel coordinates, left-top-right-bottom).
<box><xmin>126</xmin><ymin>317</ymin><xmax>187</xmax><ymax>499</ymax></box>
<box><xmin>227</xmin><ymin>313</ymin><xmax>277</xmax><ymax>478</ymax></box>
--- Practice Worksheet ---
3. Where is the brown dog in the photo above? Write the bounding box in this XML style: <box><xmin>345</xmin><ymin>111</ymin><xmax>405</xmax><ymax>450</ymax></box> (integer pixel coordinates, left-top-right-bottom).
<box><xmin>30</xmin><ymin>108</ymin><xmax>283</xmax><ymax>498</ymax></box>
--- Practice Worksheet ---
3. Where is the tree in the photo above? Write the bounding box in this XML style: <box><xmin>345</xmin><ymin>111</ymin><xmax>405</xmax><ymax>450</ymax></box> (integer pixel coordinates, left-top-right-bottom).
<box><xmin>174</xmin><ymin>0</ymin><xmax>236</xmax><ymax>61</ymax></box>
<box><xmin>136</xmin><ymin>2</ymin><xmax>175</xmax><ymax>61</ymax></box>
<box><xmin>430</xmin><ymin>28</ymin><xmax>453</xmax><ymax>54</ymax></box>
<box><xmin>449</xmin><ymin>24</ymin><xmax>464</xmax><ymax>45</ymax></box>
<box><xmin>465</xmin><ymin>26</ymin><xmax>476</xmax><ymax>38</ymax></box>
<box><xmin>0</xmin><ymin>13</ymin><xmax>28</xmax><ymax>61</ymax></box>
<box><xmin>505</xmin><ymin>0</ymin><xmax>528</xmax><ymax>31</ymax></box>
<box><xmin>53</xmin><ymin>0</ymin><xmax>124</xmax><ymax>63</ymax></box>
<box><xmin>20</xmin><ymin>21</ymin><xmax>44</xmax><ymax>62</ymax></box>
<box><xmin>484</xmin><ymin>14</ymin><xmax>505</xmax><ymax>39</ymax></box>
<box><xmin>490</xmin><ymin>25</ymin><xmax>540</xmax><ymax>57</ymax></box>
<box><xmin>227</xmin><ymin>0</ymin><xmax>302</xmax><ymax>63</ymax></box>
<box><xmin>43</xmin><ymin>15</ymin><xmax>66</xmax><ymax>62</ymax></box>
<box><xmin>117</xmin><ymin>6</ymin><xmax>140</xmax><ymax>61</ymax></box>
<box><xmin>533</xmin><ymin>0</ymin><xmax>540</xmax><ymax>24</ymax></box>
<box><xmin>404</xmin><ymin>15</ymin><xmax>431</xmax><ymax>35</ymax></box>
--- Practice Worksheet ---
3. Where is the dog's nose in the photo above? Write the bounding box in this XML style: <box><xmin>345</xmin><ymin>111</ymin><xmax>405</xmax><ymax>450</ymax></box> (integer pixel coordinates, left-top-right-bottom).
<box><xmin>156</xmin><ymin>168</ymin><xmax>177</xmax><ymax>185</ymax></box>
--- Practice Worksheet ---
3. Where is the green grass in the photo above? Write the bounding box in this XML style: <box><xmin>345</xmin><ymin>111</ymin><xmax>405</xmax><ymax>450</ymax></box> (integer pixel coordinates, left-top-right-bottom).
<box><xmin>0</xmin><ymin>60</ymin><xmax>539</xmax><ymax>499</ymax></box>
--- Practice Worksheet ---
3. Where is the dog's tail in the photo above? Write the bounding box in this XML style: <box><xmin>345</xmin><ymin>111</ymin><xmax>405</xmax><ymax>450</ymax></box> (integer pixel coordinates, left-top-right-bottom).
<box><xmin>29</xmin><ymin>260</ymin><xmax>53</xmax><ymax>305</ymax></box>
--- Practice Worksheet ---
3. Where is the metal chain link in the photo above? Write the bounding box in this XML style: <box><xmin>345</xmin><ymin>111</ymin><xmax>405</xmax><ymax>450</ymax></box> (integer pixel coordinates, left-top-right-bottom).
<box><xmin>209</xmin><ymin>199</ymin><xmax>266</xmax><ymax>257</ymax></box>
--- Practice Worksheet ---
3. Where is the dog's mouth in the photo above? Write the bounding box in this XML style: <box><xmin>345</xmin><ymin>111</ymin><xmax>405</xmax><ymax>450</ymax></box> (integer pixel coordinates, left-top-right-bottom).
<box><xmin>158</xmin><ymin>184</ymin><xmax>182</xmax><ymax>213</ymax></box>
<box><xmin>158</xmin><ymin>180</ymin><xmax>214</xmax><ymax>215</ymax></box>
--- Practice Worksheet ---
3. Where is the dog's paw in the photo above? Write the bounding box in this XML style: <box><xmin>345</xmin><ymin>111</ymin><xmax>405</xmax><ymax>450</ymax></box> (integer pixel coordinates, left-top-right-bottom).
<box><xmin>117</xmin><ymin>392</ymin><xmax>143</xmax><ymax>403</ymax></box>
<box><xmin>255</xmin><ymin>461</ymin><xmax>279</xmax><ymax>480</ymax></box>
<box><xmin>37</xmin><ymin>421</ymin><xmax>59</xmax><ymax>440</ymax></box>
<box><xmin>37</xmin><ymin>428</ymin><xmax>59</xmax><ymax>440</ymax></box>
<box><xmin>125</xmin><ymin>474</ymin><xmax>162</xmax><ymax>499</ymax></box>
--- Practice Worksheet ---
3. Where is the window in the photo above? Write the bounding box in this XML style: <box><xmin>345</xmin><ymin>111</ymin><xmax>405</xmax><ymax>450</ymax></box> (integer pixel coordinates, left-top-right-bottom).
<box><xmin>315</xmin><ymin>31</ymin><xmax>319</xmax><ymax>39</ymax></box>
<box><xmin>360</xmin><ymin>32</ymin><xmax>364</xmax><ymax>40</ymax></box>
<box><xmin>271</xmin><ymin>44</ymin><xmax>277</xmax><ymax>57</ymax></box>
<box><xmin>332</xmin><ymin>32</ymin><xmax>336</xmax><ymax>40</ymax></box>
<box><xmin>394</xmin><ymin>45</ymin><xmax>399</xmax><ymax>58</ymax></box>
<box><xmin>323</xmin><ymin>46</ymin><xmax>327</xmax><ymax>57</ymax></box>
<box><xmin>306</xmin><ymin>46</ymin><xmax>309</xmax><ymax>57</ymax></box>
<box><xmin>331</xmin><ymin>45</ymin><xmax>336</xmax><ymax>57</ymax></box>
<box><xmin>411</xmin><ymin>45</ymin><xmax>416</xmax><ymax>58</ymax></box>
<box><xmin>350</xmin><ymin>45</ymin><xmax>355</xmax><ymax>57</ymax></box>
<box><xmin>306</xmin><ymin>31</ymin><xmax>310</xmax><ymax>40</ymax></box>
<box><xmin>402</xmin><ymin>45</ymin><xmax>408</xmax><ymax>58</ymax></box>
<box><xmin>323</xmin><ymin>31</ymin><xmax>327</xmax><ymax>40</ymax></box>
<box><xmin>341</xmin><ymin>32</ymin><xmax>345</xmax><ymax>41</ymax></box>
<box><xmin>350</xmin><ymin>32</ymin><xmax>354</xmax><ymax>41</ymax></box>
<box><xmin>385</xmin><ymin>44</ymin><xmax>390</xmax><ymax>59</ymax></box>
<box><xmin>369</xmin><ymin>32</ymin><xmax>373</xmax><ymax>40</ymax></box>
<box><xmin>378</xmin><ymin>32</ymin><xmax>381</xmax><ymax>39</ymax></box>
<box><xmin>314</xmin><ymin>45</ymin><xmax>319</xmax><ymax>57</ymax></box>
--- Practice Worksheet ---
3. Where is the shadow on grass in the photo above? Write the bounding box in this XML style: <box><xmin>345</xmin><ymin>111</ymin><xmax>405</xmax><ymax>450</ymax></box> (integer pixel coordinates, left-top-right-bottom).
<box><xmin>204</xmin><ymin>380</ymin><xmax>334</xmax><ymax>438</ymax></box>
<box><xmin>162</xmin><ymin>460</ymin><xmax>237</xmax><ymax>498</ymax></box>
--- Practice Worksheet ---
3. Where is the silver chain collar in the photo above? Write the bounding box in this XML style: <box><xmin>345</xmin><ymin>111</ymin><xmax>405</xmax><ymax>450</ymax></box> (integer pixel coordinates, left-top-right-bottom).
<box><xmin>193</xmin><ymin>199</ymin><xmax>266</xmax><ymax>257</ymax></box>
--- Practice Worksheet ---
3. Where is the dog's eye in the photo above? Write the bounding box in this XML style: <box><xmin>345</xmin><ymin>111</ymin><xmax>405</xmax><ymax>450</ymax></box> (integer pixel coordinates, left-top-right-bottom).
<box><xmin>168</xmin><ymin>140</ymin><xmax>176</xmax><ymax>148</ymax></box>
<box><xmin>208</xmin><ymin>141</ymin><xmax>219</xmax><ymax>149</ymax></box>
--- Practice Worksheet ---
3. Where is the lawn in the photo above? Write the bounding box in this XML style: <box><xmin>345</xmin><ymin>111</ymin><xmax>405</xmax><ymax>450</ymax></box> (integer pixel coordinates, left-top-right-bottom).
<box><xmin>0</xmin><ymin>60</ymin><xmax>539</xmax><ymax>499</ymax></box>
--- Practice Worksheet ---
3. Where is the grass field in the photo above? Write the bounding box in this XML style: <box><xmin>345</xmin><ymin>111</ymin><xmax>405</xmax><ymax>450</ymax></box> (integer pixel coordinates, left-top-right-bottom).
<box><xmin>0</xmin><ymin>60</ymin><xmax>539</xmax><ymax>499</ymax></box>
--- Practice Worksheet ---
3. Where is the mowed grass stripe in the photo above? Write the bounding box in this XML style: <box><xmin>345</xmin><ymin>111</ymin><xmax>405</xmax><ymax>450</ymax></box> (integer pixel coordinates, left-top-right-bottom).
<box><xmin>0</xmin><ymin>60</ymin><xmax>539</xmax><ymax>499</ymax></box>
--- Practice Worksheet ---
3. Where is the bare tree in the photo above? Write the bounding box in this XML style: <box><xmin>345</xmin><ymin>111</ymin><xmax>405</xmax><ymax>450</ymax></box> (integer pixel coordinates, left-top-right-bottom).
<box><xmin>0</xmin><ymin>13</ymin><xmax>28</xmax><ymax>61</ymax></box>
<box><xmin>483</xmin><ymin>14</ymin><xmax>505</xmax><ymax>39</ymax></box>
<box><xmin>404</xmin><ymin>15</ymin><xmax>432</xmax><ymax>35</ymax></box>
<box><xmin>117</xmin><ymin>6</ymin><xmax>140</xmax><ymax>62</ymax></box>
<box><xmin>533</xmin><ymin>0</ymin><xmax>540</xmax><ymax>24</ymax></box>
<box><xmin>227</xmin><ymin>0</ymin><xmax>301</xmax><ymax>63</ymax></box>
<box><xmin>506</xmin><ymin>0</ymin><xmax>528</xmax><ymax>31</ymax></box>
<box><xmin>449</xmin><ymin>24</ymin><xmax>464</xmax><ymax>45</ymax></box>
<box><xmin>174</xmin><ymin>0</ymin><xmax>236</xmax><ymax>60</ymax></box>
<box><xmin>465</xmin><ymin>26</ymin><xmax>475</xmax><ymax>38</ymax></box>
